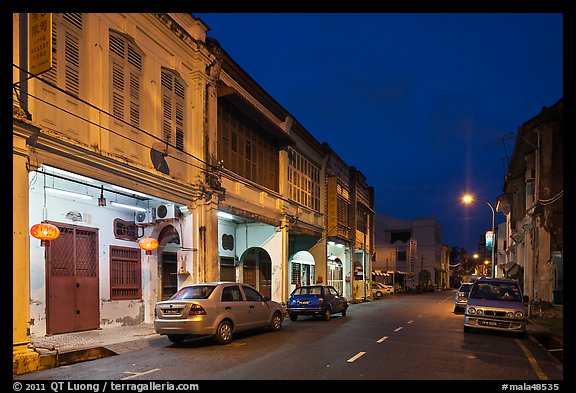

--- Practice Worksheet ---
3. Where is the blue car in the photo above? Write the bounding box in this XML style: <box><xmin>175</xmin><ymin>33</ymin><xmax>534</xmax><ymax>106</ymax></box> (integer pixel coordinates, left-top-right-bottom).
<box><xmin>287</xmin><ymin>285</ymin><xmax>348</xmax><ymax>321</ymax></box>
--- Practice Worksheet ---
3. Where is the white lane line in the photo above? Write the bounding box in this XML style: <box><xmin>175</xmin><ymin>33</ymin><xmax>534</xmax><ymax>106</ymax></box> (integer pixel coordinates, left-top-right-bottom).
<box><xmin>122</xmin><ymin>368</ymin><xmax>161</xmax><ymax>380</ymax></box>
<box><xmin>407</xmin><ymin>320</ymin><xmax>414</xmax><ymax>324</ymax></box>
<box><xmin>347</xmin><ymin>351</ymin><xmax>366</xmax><ymax>362</ymax></box>
<box><xmin>394</xmin><ymin>326</ymin><xmax>403</xmax><ymax>332</ymax></box>
<box><xmin>376</xmin><ymin>336</ymin><xmax>389</xmax><ymax>343</ymax></box>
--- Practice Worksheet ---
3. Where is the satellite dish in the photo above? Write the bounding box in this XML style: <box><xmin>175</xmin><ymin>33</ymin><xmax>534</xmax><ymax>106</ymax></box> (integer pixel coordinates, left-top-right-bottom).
<box><xmin>150</xmin><ymin>148</ymin><xmax>170</xmax><ymax>175</ymax></box>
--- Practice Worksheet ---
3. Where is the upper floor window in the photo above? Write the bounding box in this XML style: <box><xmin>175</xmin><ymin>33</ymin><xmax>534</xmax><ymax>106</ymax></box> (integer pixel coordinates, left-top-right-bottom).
<box><xmin>217</xmin><ymin>101</ymin><xmax>279</xmax><ymax>191</ymax></box>
<box><xmin>161</xmin><ymin>68</ymin><xmax>186</xmax><ymax>151</ymax></box>
<box><xmin>43</xmin><ymin>13</ymin><xmax>83</xmax><ymax>96</ymax></box>
<box><xmin>109</xmin><ymin>30</ymin><xmax>143</xmax><ymax>128</ymax></box>
<box><xmin>288</xmin><ymin>147</ymin><xmax>320</xmax><ymax>211</ymax></box>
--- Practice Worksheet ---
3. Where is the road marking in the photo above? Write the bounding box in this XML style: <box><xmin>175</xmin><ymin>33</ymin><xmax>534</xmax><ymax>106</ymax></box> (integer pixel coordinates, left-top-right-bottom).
<box><xmin>394</xmin><ymin>326</ymin><xmax>403</xmax><ymax>332</ymax></box>
<box><xmin>347</xmin><ymin>351</ymin><xmax>366</xmax><ymax>362</ymax></box>
<box><xmin>376</xmin><ymin>336</ymin><xmax>389</xmax><ymax>343</ymax></box>
<box><xmin>516</xmin><ymin>339</ymin><xmax>549</xmax><ymax>380</ymax></box>
<box><xmin>407</xmin><ymin>320</ymin><xmax>414</xmax><ymax>324</ymax></box>
<box><xmin>122</xmin><ymin>368</ymin><xmax>161</xmax><ymax>380</ymax></box>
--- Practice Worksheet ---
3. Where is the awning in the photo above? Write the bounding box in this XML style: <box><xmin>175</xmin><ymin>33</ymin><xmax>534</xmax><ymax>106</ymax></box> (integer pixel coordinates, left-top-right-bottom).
<box><xmin>372</xmin><ymin>270</ymin><xmax>390</xmax><ymax>276</ymax></box>
<box><xmin>218</xmin><ymin>85</ymin><xmax>295</xmax><ymax>147</ymax></box>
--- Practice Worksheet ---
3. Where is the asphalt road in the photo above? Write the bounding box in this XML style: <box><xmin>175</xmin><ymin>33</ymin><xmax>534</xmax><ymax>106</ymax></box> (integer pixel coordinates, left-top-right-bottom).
<box><xmin>15</xmin><ymin>291</ymin><xmax>563</xmax><ymax>382</ymax></box>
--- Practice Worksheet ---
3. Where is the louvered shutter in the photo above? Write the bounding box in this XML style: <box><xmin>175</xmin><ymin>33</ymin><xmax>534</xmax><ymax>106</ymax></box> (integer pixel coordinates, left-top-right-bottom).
<box><xmin>109</xmin><ymin>31</ymin><xmax>142</xmax><ymax>126</ymax></box>
<box><xmin>43</xmin><ymin>13</ymin><xmax>82</xmax><ymax>95</ymax></box>
<box><xmin>161</xmin><ymin>69</ymin><xmax>186</xmax><ymax>151</ymax></box>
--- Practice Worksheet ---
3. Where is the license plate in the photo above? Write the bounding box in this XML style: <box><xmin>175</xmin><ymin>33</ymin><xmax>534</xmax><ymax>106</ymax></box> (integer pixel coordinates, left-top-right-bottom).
<box><xmin>163</xmin><ymin>309</ymin><xmax>182</xmax><ymax>315</ymax></box>
<box><xmin>478</xmin><ymin>319</ymin><xmax>498</xmax><ymax>327</ymax></box>
<box><xmin>298</xmin><ymin>300</ymin><xmax>310</xmax><ymax>305</ymax></box>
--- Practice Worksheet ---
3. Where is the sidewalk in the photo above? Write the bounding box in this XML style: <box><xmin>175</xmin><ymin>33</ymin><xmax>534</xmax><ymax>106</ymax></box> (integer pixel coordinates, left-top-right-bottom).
<box><xmin>29</xmin><ymin>323</ymin><xmax>159</xmax><ymax>371</ymax></box>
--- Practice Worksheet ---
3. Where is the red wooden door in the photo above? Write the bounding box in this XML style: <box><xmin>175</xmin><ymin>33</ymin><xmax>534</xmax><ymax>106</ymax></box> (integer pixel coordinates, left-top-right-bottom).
<box><xmin>46</xmin><ymin>223</ymin><xmax>100</xmax><ymax>334</ymax></box>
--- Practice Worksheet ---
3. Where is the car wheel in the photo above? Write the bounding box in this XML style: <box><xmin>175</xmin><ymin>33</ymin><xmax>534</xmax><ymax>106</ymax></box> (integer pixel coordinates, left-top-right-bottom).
<box><xmin>167</xmin><ymin>335</ymin><xmax>186</xmax><ymax>345</ymax></box>
<box><xmin>323</xmin><ymin>307</ymin><xmax>331</xmax><ymax>321</ymax></box>
<box><xmin>270</xmin><ymin>312</ymin><xmax>283</xmax><ymax>331</ymax></box>
<box><xmin>376</xmin><ymin>291</ymin><xmax>383</xmax><ymax>298</ymax></box>
<box><xmin>341</xmin><ymin>307</ymin><xmax>347</xmax><ymax>317</ymax></box>
<box><xmin>289</xmin><ymin>313</ymin><xmax>298</xmax><ymax>321</ymax></box>
<box><xmin>214</xmin><ymin>320</ymin><xmax>234</xmax><ymax>345</ymax></box>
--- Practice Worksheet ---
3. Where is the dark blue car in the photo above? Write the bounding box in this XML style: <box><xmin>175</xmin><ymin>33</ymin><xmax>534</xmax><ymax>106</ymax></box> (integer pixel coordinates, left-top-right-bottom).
<box><xmin>287</xmin><ymin>285</ymin><xmax>348</xmax><ymax>321</ymax></box>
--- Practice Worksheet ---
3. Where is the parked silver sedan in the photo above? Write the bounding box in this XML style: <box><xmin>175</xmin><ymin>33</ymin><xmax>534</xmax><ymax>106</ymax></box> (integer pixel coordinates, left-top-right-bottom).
<box><xmin>464</xmin><ymin>277</ymin><xmax>529</xmax><ymax>337</ymax></box>
<box><xmin>154</xmin><ymin>282</ymin><xmax>284</xmax><ymax>345</ymax></box>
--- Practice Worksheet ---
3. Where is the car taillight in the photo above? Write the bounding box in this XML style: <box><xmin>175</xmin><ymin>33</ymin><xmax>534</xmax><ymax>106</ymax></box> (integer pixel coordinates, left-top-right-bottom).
<box><xmin>189</xmin><ymin>304</ymin><xmax>206</xmax><ymax>315</ymax></box>
<box><xmin>318</xmin><ymin>297</ymin><xmax>324</xmax><ymax>304</ymax></box>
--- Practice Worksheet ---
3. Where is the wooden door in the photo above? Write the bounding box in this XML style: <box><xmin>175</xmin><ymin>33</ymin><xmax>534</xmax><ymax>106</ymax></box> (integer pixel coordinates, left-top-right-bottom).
<box><xmin>46</xmin><ymin>223</ymin><xmax>99</xmax><ymax>334</ymax></box>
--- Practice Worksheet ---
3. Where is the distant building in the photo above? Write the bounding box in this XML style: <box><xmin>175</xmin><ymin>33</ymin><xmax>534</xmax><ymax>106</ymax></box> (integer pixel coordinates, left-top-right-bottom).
<box><xmin>373</xmin><ymin>215</ymin><xmax>443</xmax><ymax>290</ymax></box>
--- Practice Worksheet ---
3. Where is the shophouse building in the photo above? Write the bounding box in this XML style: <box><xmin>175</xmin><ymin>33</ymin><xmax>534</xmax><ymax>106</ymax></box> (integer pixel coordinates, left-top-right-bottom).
<box><xmin>496</xmin><ymin>98</ymin><xmax>563</xmax><ymax>304</ymax></box>
<box><xmin>13</xmin><ymin>13</ymin><xmax>375</xmax><ymax>373</ymax></box>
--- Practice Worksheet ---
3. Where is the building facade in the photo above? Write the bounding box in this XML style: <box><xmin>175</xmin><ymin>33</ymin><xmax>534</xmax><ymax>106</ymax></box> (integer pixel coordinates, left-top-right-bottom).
<box><xmin>13</xmin><ymin>13</ymin><xmax>375</xmax><ymax>373</ymax></box>
<box><xmin>373</xmin><ymin>215</ymin><xmax>443</xmax><ymax>290</ymax></box>
<box><xmin>496</xmin><ymin>98</ymin><xmax>563</xmax><ymax>304</ymax></box>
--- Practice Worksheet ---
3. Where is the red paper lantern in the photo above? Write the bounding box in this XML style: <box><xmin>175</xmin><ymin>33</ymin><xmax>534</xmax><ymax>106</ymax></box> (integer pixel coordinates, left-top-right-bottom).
<box><xmin>30</xmin><ymin>222</ymin><xmax>61</xmax><ymax>242</ymax></box>
<box><xmin>139</xmin><ymin>237</ymin><xmax>159</xmax><ymax>255</ymax></box>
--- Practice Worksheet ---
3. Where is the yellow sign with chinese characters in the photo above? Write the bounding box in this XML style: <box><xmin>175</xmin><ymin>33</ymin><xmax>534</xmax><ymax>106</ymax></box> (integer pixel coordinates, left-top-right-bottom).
<box><xmin>28</xmin><ymin>13</ymin><xmax>52</xmax><ymax>75</ymax></box>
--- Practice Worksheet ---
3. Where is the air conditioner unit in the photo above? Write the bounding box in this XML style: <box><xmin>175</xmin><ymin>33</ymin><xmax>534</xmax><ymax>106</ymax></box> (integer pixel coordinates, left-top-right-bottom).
<box><xmin>135</xmin><ymin>209</ymin><xmax>156</xmax><ymax>225</ymax></box>
<box><xmin>156</xmin><ymin>204</ymin><xmax>179</xmax><ymax>220</ymax></box>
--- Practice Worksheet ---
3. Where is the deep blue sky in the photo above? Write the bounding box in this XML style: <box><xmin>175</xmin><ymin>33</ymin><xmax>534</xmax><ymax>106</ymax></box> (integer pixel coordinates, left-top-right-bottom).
<box><xmin>194</xmin><ymin>13</ymin><xmax>563</xmax><ymax>252</ymax></box>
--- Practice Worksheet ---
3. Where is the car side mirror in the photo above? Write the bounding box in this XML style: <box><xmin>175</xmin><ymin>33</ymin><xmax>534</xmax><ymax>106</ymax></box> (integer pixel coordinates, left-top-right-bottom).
<box><xmin>523</xmin><ymin>295</ymin><xmax>529</xmax><ymax>303</ymax></box>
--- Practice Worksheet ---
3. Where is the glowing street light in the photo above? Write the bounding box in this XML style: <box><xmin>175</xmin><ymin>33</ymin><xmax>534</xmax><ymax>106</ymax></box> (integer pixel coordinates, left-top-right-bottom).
<box><xmin>462</xmin><ymin>193</ymin><xmax>496</xmax><ymax>278</ymax></box>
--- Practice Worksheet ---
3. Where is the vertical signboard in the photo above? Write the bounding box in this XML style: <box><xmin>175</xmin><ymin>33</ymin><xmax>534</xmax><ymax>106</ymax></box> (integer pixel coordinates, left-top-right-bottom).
<box><xmin>29</xmin><ymin>13</ymin><xmax>52</xmax><ymax>75</ymax></box>
<box><xmin>485</xmin><ymin>230</ymin><xmax>494</xmax><ymax>250</ymax></box>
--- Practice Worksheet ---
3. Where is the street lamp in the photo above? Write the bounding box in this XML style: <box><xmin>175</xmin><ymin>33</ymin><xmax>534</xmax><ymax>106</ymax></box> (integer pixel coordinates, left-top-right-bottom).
<box><xmin>462</xmin><ymin>194</ymin><xmax>496</xmax><ymax>278</ymax></box>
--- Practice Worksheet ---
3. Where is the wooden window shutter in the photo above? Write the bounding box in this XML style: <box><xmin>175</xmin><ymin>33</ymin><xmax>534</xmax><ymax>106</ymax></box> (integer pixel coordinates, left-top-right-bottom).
<box><xmin>62</xmin><ymin>13</ymin><xmax>82</xmax><ymax>96</ymax></box>
<box><xmin>161</xmin><ymin>69</ymin><xmax>186</xmax><ymax>151</ymax></box>
<box><xmin>109</xmin><ymin>31</ymin><xmax>142</xmax><ymax>126</ymax></box>
<box><xmin>43</xmin><ymin>13</ymin><xmax>83</xmax><ymax>95</ymax></box>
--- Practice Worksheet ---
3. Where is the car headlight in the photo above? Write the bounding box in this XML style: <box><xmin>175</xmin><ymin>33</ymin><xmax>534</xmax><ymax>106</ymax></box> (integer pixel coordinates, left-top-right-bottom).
<box><xmin>476</xmin><ymin>309</ymin><xmax>484</xmax><ymax>315</ymax></box>
<box><xmin>467</xmin><ymin>307</ymin><xmax>476</xmax><ymax>314</ymax></box>
<box><xmin>515</xmin><ymin>311</ymin><xmax>524</xmax><ymax>319</ymax></box>
<box><xmin>507</xmin><ymin>312</ymin><xmax>514</xmax><ymax>318</ymax></box>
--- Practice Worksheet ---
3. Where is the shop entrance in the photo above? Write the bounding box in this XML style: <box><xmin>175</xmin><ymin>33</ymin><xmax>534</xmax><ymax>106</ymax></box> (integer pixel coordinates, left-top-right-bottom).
<box><xmin>158</xmin><ymin>225</ymin><xmax>180</xmax><ymax>300</ymax></box>
<box><xmin>45</xmin><ymin>222</ymin><xmax>100</xmax><ymax>335</ymax></box>
<box><xmin>240</xmin><ymin>247</ymin><xmax>271</xmax><ymax>298</ymax></box>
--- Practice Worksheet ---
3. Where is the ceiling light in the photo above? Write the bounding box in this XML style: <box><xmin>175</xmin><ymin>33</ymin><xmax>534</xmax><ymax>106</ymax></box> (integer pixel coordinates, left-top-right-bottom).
<box><xmin>112</xmin><ymin>185</ymin><xmax>149</xmax><ymax>198</ymax></box>
<box><xmin>217</xmin><ymin>211</ymin><xmax>235</xmax><ymax>220</ymax></box>
<box><xmin>110</xmin><ymin>202</ymin><xmax>146</xmax><ymax>212</ymax></box>
<box><xmin>43</xmin><ymin>165</ymin><xmax>95</xmax><ymax>182</ymax></box>
<box><xmin>46</xmin><ymin>188</ymin><xmax>93</xmax><ymax>200</ymax></box>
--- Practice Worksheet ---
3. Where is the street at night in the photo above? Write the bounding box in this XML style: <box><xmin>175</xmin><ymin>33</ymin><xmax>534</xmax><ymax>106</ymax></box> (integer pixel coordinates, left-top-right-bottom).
<box><xmin>15</xmin><ymin>291</ymin><xmax>562</xmax><ymax>381</ymax></box>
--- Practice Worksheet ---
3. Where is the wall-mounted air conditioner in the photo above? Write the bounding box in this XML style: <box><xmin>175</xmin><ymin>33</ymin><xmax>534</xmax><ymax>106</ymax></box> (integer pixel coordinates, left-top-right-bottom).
<box><xmin>135</xmin><ymin>209</ymin><xmax>156</xmax><ymax>225</ymax></box>
<box><xmin>156</xmin><ymin>204</ymin><xmax>179</xmax><ymax>220</ymax></box>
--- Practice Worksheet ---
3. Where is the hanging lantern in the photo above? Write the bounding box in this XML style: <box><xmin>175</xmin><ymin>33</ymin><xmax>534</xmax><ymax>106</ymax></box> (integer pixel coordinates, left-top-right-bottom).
<box><xmin>30</xmin><ymin>222</ymin><xmax>60</xmax><ymax>247</ymax></box>
<box><xmin>139</xmin><ymin>237</ymin><xmax>159</xmax><ymax>255</ymax></box>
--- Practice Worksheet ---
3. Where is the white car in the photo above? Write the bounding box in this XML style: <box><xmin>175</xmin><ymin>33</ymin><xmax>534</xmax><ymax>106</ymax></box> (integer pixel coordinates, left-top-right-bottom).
<box><xmin>372</xmin><ymin>282</ymin><xmax>394</xmax><ymax>298</ymax></box>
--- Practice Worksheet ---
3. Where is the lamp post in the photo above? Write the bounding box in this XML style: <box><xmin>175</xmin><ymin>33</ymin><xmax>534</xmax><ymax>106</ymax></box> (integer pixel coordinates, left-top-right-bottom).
<box><xmin>462</xmin><ymin>194</ymin><xmax>496</xmax><ymax>278</ymax></box>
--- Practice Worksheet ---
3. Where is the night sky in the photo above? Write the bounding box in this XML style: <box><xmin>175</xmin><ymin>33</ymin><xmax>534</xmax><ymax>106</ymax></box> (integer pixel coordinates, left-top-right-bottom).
<box><xmin>193</xmin><ymin>12</ymin><xmax>563</xmax><ymax>253</ymax></box>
